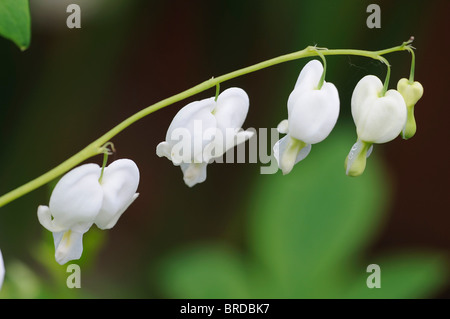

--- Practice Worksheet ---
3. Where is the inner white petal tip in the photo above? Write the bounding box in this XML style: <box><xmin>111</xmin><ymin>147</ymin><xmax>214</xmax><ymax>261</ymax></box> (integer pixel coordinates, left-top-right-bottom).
<box><xmin>181</xmin><ymin>163</ymin><xmax>207</xmax><ymax>187</ymax></box>
<box><xmin>0</xmin><ymin>250</ymin><xmax>4</xmax><ymax>290</ymax></box>
<box><xmin>273</xmin><ymin>136</ymin><xmax>311</xmax><ymax>174</ymax></box>
<box><xmin>156</xmin><ymin>141</ymin><xmax>171</xmax><ymax>159</ymax></box>
<box><xmin>37</xmin><ymin>205</ymin><xmax>67</xmax><ymax>233</ymax></box>
<box><xmin>277</xmin><ymin>119</ymin><xmax>289</xmax><ymax>134</ymax></box>
<box><xmin>53</xmin><ymin>230</ymin><xmax>84</xmax><ymax>265</ymax></box>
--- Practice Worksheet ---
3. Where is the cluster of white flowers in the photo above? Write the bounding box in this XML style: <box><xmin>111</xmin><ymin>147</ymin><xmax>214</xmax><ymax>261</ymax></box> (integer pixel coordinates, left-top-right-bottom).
<box><xmin>273</xmin><ymin>60</ymin><xmax>423</xmax><ymax>177</ymax></box>
<box><xmin>156</xmin><ymin>59</ymin><xmax>423</xmax><ymax>181</ymax></box>
<box><xmin>346</xmin><ymin>75</ymin><xmax>423</xmax><ymax>176</ymax></box>
<box><xmin>0</xmin><ymin>58</ymin><xmax>422</xmax><ymax>286</ymax></box>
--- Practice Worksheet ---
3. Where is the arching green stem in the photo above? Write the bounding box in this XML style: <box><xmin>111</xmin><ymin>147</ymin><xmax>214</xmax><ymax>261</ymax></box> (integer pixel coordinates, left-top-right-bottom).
<box><xmin>378</xmin><ymin>55</ymin><xmax>391</xmax><ymax>97</ymax></box>
<box><xmin>0</xmin><ymin>41</ymin><xmax>414</xmax><ymax>208</ymax></box>
<box><xmin>98</xmin><ymin>152</ymin><xmax>108</xmax><ymax>184</ymax></box>
<box><xmin>214</xmin><ymin>82</ymin><xmax>220</xmax><ymax>101</ymax></box>
<box><xmin>406</xmin><ymin>46</ymin><xmax>416</xmax><ymax>83</ymax></box>
<box><xmin>315</xmin><ymin>48</ymin><xmax>327</xmax><ymax>90</ymax></box>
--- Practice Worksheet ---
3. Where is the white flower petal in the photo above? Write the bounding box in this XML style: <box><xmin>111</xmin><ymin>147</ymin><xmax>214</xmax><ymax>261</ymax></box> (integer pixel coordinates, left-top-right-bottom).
<box><xmin>53</xmin><ymin>227</ymin><xmax>88</xmax><ymax>265</ymax></box>
<box><xmin>221</xmin><ymin>128</ymin><xmax>255</xmax><ymax>157</ymax></box>
<box><xmin>95</xmin><ymin>159</ymin><xmax>140</xmax><ymax>230</ymax></box>
<box><xmin>277</xmin><ymin>119</ymin><xmax>289</xmax><ymax>134</ymax></box>
<box><xmin>273</xmin><ymin>135</ymin><xmax>311</xmax><ymax>175</ymax></box>
<box><xmin>156</xmin><ymin>141</ymin><xmax>172</xmax><ymax>160</ymax></box>
<box><xmin>166</xmin><ymin>97</ymin><xmax>216</xmax><ymax>140</ymax></box>
<box><xmin>234</xmin><ymin>129</ymin><xmax>255</xmax><ymax>147</ymax></box>
<box><xmin>292</xmin><ymin>60</ymin><xmax>323</xmax><ymax>90</ymax></box>
<box><xmin>351</xmin><ymin>75</ymin><xmax>383</xmax><ymax>121</ymax></box>
<box><xmin>37</xmin><ymin>205</ymin><xmax>67</xmax><ymax>233</ymax></box>
<box><xmin>49</xmin><ymin>164</ymin><xmax>103</xmax><ymax>230</ymax></box>
<box><xmin>366</xmin><ymin>144</ymin><xmax>374</xmax><ymax>158</ymax></box>
<box><xmin>204</xmin><ymin>127</ymin><xmax>254</xmax><ymax>161</ymax></box>
<box><xmin>351</xmin><ymin>75</ymin><xmax>407</xmax><ymax>143</ymax></box>
<box><xmin>98</xmin><ymin>193</ymin><xmax>139</xmax><ymax>230</ymax></box>
<box><xmin>288</xmin><ymin>60</ymin><xmax>324</xmax><ymax>114</ymax></box>
<box><xmin>345</xmin><ymin>139</ymin><xmax>373</xmax><ymax>177</ymax></box>
<box><xmin>354</xmin><ymin>94</ymin><xmax>406</xmax><ymax>143</ymax></box>
<box><xmin>165</xmin><ymin>98</ymin><xmax>217</xmax><ymax>163</ymax></box>
<box><xmin>0</xmin><ymin>250</ymin><xmax>4</xmax><ymax>290</ymax></box>
<box><xmin>180</xmin><ymin>162</ymin><xmax>208</xmax><ymax>187</ymax></box>
<box><xmin>213</xmin><ymin>87</ymin><xmax>250</xmax><ymax>132</ymax></box>
<box><xmin>288</xmin><ymin>82</ymin><xmax>340</xmax><ymax>144</ymax></box>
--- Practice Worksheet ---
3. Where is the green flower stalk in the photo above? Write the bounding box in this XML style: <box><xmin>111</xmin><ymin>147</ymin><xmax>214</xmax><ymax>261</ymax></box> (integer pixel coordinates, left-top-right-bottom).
<box><xmin>0</xmin><ymin>40</ymin><xmax>417</xmax><ymax>207</ymax></box>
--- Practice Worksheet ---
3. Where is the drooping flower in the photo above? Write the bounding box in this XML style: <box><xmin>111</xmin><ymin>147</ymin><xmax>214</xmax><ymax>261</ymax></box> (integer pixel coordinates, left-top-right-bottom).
<box><xmin>397</xmin><ymin>78</ymin><xmax>423</xmax><ymax>139</ymax></box>
<box><xmin>0</xmin><ymin>250</ymin><xmax>4</xmax><ymax>290</ymax></box>
<box><xmin>156</xmin><ymin>87</ymin><xmax>254</xmax><ymax>187</ymax></box>
<box><xmin>273</xmin><ymin>59</ymin><xmax>340</xmax><ymax>174</ymax></box>
<box><xmin>37</xmin><ymin>159</ymin><xmax>140</xmax><ymax>265</ymax></box>
<box><xmin>345</xmin><ymin>75</ymin><xmax>407</xmax><ymax>176</ymax></box>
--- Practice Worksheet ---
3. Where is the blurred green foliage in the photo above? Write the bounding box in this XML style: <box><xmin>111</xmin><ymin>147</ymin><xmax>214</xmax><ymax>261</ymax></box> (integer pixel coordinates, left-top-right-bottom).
<box><xmin>0</xmin><ymin>0</ymin><xmax>31</xmax><ymax>50</ymax></box>
<box><xmin>1</xmin><ymin>127</ymin><xmax>445</xmax><ymax>299</ymax></box>
<box><xmin>0</xmin><ymin>224</ymin><xmax>106</xmax><ymax>298</ymax></box>
<box><xmin>0</xmin><ymin>226</ymin><xmax>106</xmax><ymax>298</ymax></box>
<box><xmin>155</xmin><ymin>127</ymin><xmax>448</xmax><ymax>298</ymax></box>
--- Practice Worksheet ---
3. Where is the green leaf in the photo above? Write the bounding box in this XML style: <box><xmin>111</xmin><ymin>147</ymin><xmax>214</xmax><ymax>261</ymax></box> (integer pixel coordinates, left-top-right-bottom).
<box><xmin>155</xmin><ymin>127</ymin><xmax>448</xmax><ymax>298</ymax></box>
<box><xmin>344</xmin><ymin>252</ymin><xmax>448</xmax><ymax>299</ymax></box>
<box><xmin>247</xmin><ymin>128</ymin><xmax>389</xmax><ymax>297</ymax></box>
<box><xmin>0</xmin><ymin>0</ymin><xmax>31</xmax><ymax>51</ymax></box>
<box><xmin>157</xmin><ymin>244</ymin><xmax>250</xmax><ymax>299</ymax></box>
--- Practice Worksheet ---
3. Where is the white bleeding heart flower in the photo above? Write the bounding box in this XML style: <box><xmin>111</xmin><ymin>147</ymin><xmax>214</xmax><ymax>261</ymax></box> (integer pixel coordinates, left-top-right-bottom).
<box><xmin>37</xmin><ymin>159</ymin><xmax>140</xmax><ymax>265</ymax></box>
<box><xmin>156</xmin><ymin>87</ymin><xmax>254</xmax><ymax>187</ymax></box>
<box><xmin>0</xmin><ymin>250</ymin><xmax>4</xmax><ymax>290</ymax></box>
<box><xmin>346</xmin><ymin>75</ymin><xmax>407</xmax><ymax>176</ymax></box>
<box><xmin>273</xmin><ymin>60</ymin><xmax>340</xmax><ymax>174</ymax></box>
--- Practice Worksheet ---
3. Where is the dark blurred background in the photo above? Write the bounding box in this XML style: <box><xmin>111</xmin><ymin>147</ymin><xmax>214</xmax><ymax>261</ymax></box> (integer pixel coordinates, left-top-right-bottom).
<box><xmin>0</xmin><ymin>0</ymin><xmax>449</xmax><ymax>298</ymax></box>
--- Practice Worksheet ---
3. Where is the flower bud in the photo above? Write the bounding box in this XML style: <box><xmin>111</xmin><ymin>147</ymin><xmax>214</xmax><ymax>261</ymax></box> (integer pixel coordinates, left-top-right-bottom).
<box><xmin>397</xmin><ymin>78</ymin><xmax>424</xmax><ymax>139</ymax></box>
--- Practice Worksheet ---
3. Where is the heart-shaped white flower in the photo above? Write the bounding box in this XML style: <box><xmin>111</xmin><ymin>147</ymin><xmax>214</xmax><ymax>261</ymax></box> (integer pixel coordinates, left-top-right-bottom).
<box><xmin>273</xmin><ymin>60</ymin><xmax>340</xmax><ymax>174</ymax></box>
<box><xmin>352</xmin><ymin>75</ymin><xmax>407</xmax><ymax>144</ymax></box>
<box><xmin>156</xmin><ymin>87</ymin><xmax>254</xmax><ymax>187</ymax></box>
<box><xmin>37</xmin><ymin>159</ymin><xmax>140</xmax><ymax>265</ymax></box>
<box><xmin>346</xmin><ymin>75</ymin><xmax>407</xmax><ymax>176</ymax></box>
